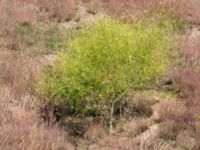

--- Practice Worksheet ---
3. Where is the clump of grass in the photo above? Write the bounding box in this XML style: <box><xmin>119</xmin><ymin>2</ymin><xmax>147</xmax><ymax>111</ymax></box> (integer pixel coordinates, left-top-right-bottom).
<box><xmin>40</xmin><ymin>26</ymin><xmax>65</xmax><ymax>52</ymax></box>
<box><xmin>38</xmin><ymin>18</ymin><xmax>173</xmax><ymax>133</ymax></box>
<box><xmin>8</xmin><ymin>23</ymin><xmax>66</xmax><ymax>52</ymax></box>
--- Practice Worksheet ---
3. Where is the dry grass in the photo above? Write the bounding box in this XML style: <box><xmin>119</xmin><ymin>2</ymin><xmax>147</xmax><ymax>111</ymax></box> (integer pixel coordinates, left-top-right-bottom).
<box><xmin>127</xmin><ymin>93</ymin><xmax>154</xmax><ymax>118</ymax></box>
<box><xmin>170</xmin><ymin>0</ymin><xmax>200</xmax><ymax>24</ymax></box>
<box><xmin>0</xmin><ymin>0</ymin><xmax>78</xmax><ymax>51</ymax></box>
<box><xmin>0</xmin><ymin>87</ymin><xmax>73</xmax><ymax>150</ymax></box>
<box><xmin>4</xmin><ymin>53</ymin><xmax>40</xmax><ymax>98</ymax></box>
<box><xmin>8</xmin><ymin>32</ymin><xmax>22</xmax><ymax>50</ymax></box>
<box><xmin>169</xmin><ymin>26</ymin><xmax>200</xmax><ymax>145</ymax></box>
<box><xmin>105</xmin><ymin>0</ymin><xmax>200</xmax><ymax>24</ymax></box>
<box><xmin>14</xmin><ymin>1</ymin><xmax>39</xmax><ymax>25</ymax></box>
<box><xmin>158</xmin><ymin>120</ymin><xmax>182</xmax><ymax>140</ymax></box>
<box><xmin>0</xmin><ymin>0</ymin><xmax>77</xmax><ymax>24</ymax></box>
<box><xmin>105</xmin><ymin>0</ymin><xmax>164</xmax><ymax>20</ymax></box>
<box><xmin>185</xmin><ymin>38</ymin><xmax>200</xmax><ymax>63</ymax></box>
<box><xmin>0</xmin><ymin>0</ymin><xmax>37</xmax><ymax>51</ymax></box>
<box><xmin>171</xmin><ymin>69</ymin><xmax>200</xmax><ymax>142</ymax></box>
<box><xmin>123</xmin><ymin>118</ymin><xmax>150</xmax><ymax>137</ymax></box>
<box><xmin>37</xmin><ymin>0</ymin><xmax>78</xmax><ymax>22</ymax></box>
<box><xmin>172</xmin><ymin>69</ymin><xmax>200</xmax><ymax>99</ymax></box>
<box><xmin>104</xmin><ymin>137</ymin><xmax>140</xmax><ymax>150</ymax></box>
<box><xmin>1</xmin><ymin>0</ymin><xmax>200</xmax><ymax>149</ymax></box>
<box><xmin>184</xmin><ymin>29</ymin><xmax>200</xmax><ymax>66</ymax></box>
<box><xmin>82</xmin><ymin>0</ymin><xmax>103</xmax><ymax>14</ymax></box>
<box><xmin>85</xmin><ymin>121</ymin><xmax>107</xmax><ymax>143</ymax></box>
<box><xmin>154</xmin><ymin>100</ymin><xmax>188</xmax><ymax>122</ymax></box>
<box><xmin>153</xmin><ymin>100</ymin><xmax>188</xmax><ymax>141</ymax></box>
<box><xmin>0</xmin><ymin>0</ymin><xmax>38</xmax><ymax>26</ymax></box>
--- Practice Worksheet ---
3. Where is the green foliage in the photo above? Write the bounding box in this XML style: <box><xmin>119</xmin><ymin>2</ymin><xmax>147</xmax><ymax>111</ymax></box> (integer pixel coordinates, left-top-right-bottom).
<box><xmin>14</xmin><ymin>23</ymin><xmax>66</xmax><ymax>52</ymax></box>
<box><xmin>16</xmin><ymin>24</ymin><xmax>33</xmax><ymax>36</ymax></box>
<box><xmin>154</xmin><ymin>13</ymin><xmax>189</xmax><ymax>32</ymax></box>
<box><xmin>41</xmin><ymin>26</ymin><xmax>65</xmax><ymax>51</ymax></box>
<box><xmin>38</xmin><ymin>18</ymin><xmax>173</xmax><ymax>115</ymax></box>
<box><xmin>15</xmin><ymin>24</ymin><xmax>35</xmax><ymax>47</ymax></box>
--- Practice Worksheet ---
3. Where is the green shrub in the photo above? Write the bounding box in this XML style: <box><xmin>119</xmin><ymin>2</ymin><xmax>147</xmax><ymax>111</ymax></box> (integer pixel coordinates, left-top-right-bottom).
<box><xmin>38</xmin><ymin>18</ymin><xmax>173</xmax><ymax>116</ymax></box>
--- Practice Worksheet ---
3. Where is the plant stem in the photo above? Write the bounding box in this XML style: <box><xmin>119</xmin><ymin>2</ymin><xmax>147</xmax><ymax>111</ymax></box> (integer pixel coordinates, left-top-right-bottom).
<box><xmin>109</xmin><ymin>91</ymin><xmax>127</xmax><ymax>136</ymax></box>
<box><xmin>109</xmin><ymin>101</ymin><xmax>115</xmax><ymax>136</ymax></box>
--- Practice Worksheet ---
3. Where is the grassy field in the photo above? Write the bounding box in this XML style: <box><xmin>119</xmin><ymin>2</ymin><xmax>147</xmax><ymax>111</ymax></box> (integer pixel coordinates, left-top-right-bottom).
<box><xmin>0</xmin><ymin>0</ymin><xmax>200</xmax><ymax>149</ymax></box>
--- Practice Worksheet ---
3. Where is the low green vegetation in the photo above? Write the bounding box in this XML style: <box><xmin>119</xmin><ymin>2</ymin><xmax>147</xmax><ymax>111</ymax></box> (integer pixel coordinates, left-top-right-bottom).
<box><xmin>38</xmin><ymin>18</ymin><xmax>174</xmax><ymax>119</ymax></box>
<box><xmin>38</xmin><ymin>26</ymin><xmax>65</xmax><ymax>52</ymax></box>
<box><xmin>13</xmin><ymin>23</ymin><xmax>66</xmax><ymax>52</ymax></box>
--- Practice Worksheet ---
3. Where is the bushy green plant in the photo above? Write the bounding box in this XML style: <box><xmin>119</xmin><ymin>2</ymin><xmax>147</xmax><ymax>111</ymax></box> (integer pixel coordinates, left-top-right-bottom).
<box><xmin>38</xmin><ymin>18</ymin><xmax>173</xmax><ymax>116</ymax></box>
